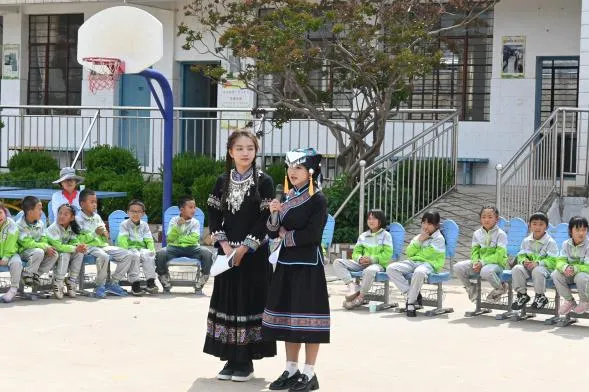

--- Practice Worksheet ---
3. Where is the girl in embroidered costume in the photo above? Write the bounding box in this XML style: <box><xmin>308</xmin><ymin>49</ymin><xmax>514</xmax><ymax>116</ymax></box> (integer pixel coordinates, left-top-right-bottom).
<box><xmin>264</xmin><ymin>148</ymin><xmax>329</xmax><ymax>392</ymax></box>
<box><xmin>204</xmin><ymin>129</ymin><xmax>276</xmax><ymax>382</ymax></box>
<box><xmin>51</xmin><ymin>167</ymin><xmax>85</xmax><ymax>220</ymax></box>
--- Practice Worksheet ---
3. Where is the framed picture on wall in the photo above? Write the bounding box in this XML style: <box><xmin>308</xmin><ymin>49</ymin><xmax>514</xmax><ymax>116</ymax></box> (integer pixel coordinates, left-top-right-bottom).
<box><xmin>501</xmin><ymin>36</ymin><xmax>525</xmax><ymax>78</ymax></box>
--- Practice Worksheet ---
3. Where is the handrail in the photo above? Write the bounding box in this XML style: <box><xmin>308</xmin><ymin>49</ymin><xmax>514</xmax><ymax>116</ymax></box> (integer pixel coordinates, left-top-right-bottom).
<box><xmin>71</xmin><ymin>110</ymin><xmax>100</xmax><ymax>167</ymax></box>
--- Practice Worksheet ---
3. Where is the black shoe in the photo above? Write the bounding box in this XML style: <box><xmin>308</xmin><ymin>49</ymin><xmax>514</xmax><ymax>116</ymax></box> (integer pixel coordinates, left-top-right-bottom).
<box><xmin>131</xmin><ymin>281</ymin><xmax>143</xmax><ymax>296</ymax></box>
<box><xmin>416</xmin><ymin>292</ymin><xmax>423</xmax><ymax>309</ymax></box>
<box><xmin>216</xmin><ymin>361</ymin><xmax>235</xmax><ymax>381</ymax></box>
<box><xmin>22</xmin><ymin>275</ymin><xmax>34</xmax><ymax>287</ymax></box>
<box><xmin>406</xmin><ymin>303</ymin><xmax>417</xmax><ymax>317</ymax></box>
<box><xmin>511</xmin><ymin>292</ymin><xmax>530</xmax><ymax>310</ymax></box>
<box><xmin>145</xmin><ymin>278</ymin><xmax>159</xmax><ymax>294</ymax></box>
<box><xmin>231</xmin><ymin>361</ymin><xmax>254</xmax><ymax>382</ymax></box>
<box><xmin>530</xmin><ymin>294</ymin><xmax>549</xmax><ymax>310</ymax></box>
<box><xmin>269</xmin><ymin>370</ymin><xmax>301</xmax><ymax>390</ymax></box>
<box><xmin>289</xmin><ymin>374</ymin><xmax>319</xmax><ymax>391</ymax></box>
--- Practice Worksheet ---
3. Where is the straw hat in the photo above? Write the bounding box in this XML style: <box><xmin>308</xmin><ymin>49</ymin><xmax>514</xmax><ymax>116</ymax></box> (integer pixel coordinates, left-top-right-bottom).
<box><xmin>53</xmin><ymin>167</ymin><xmax>85</xmax><ymax>184</ymax></box>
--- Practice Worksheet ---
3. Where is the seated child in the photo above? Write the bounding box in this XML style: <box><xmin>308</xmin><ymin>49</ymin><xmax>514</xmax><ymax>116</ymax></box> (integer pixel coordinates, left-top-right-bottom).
<box><xmin>386</xmin><ymin>211</ymin><xmax>445</xmax><ymax>317</ymax></box>
<box><xmin>551</xmin><ymin>216</ymin><xmax>589</xmax><ymax>315</ymax></box>
<box><xmin>51</xmin><ymin>167</ymin><xmax>84</xmax><ymax>220</ymax></box>
<box><xmin>17</xmin><ymin>196</ymin><xmax>59</xmax><ymax>288</ymax></box>
<box><xmin>76</xmin><ymin>189</ymin><xmax>139</xmax><ymax>299</ymax></box>
<box><xmin>117</xmin><ymin>200</ymin><xmax>158</xmax><ymax>295</ymax></box>
<box><xmin>0</xmin><ymin>202</ymin><xmax>23</xmax><ymax>303</ymax></box>
<box><xmin>454</xmin><ymin>205</ymin><xmax>508</xmax><ymax>303</ymax></box>
<box><xmin>333</xmin><ymin>209</ymin><xmax>393</xmax><ymax>310</ymax></box>
<box><xmin>511</xmin><ymin>212</ymin><xmax>558</xmax><ymax>311</ymax></box>
<box><xmin>155</xmin><ymin>196</ymin><xmax>213</xmax><ymax>294</ymax></box>
<box><xmin>46</xmin><ymin>203</ymin><xmax>88</xmax><ymax>299</ymax></box>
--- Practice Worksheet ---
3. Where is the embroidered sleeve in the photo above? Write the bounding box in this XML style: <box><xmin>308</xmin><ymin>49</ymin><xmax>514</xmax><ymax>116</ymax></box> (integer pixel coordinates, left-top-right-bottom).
<box><xmin>207</xmin><ymin>176</ymin><xmax>225</xmax><ymax>245</ymax></box>
<box><xmin>211</xmin><ymin>230</ymin><xmax>228</xmax><ymax>243</ymax></box>
<box><xmin>284</xmin><ymin>230</ymin><xmax>296</xmax><ymax>247</ymax></box>
<box><xmin>245</xmin><ymin>174</ymin><xmax>274</xmax><ymax>248</ymax></box>
<box><xmin>266</xmin><ymin>216</ymin><xmax>280</xmax><ymax>232</ymax></box>
<box><xmin>243</xmin><ymin>235</ymin><xmax>261</xmax><ymax>251</ymax></box>
<box><xmin>207</xmin><ymin>194</ymin><xmax>222</xmax><ymax>210</ymax></box>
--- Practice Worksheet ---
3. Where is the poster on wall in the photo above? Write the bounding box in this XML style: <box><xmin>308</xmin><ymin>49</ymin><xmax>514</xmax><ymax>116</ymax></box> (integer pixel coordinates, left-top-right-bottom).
<box><xmin>2</xmin><ymin>44</ymin><xmax>19</xmax><ymax>79</ymax></box>
<box><xmin>217</xmin><ymin>78</ymin><xmax>254</xmax><ymax>131</ymax></box>
<box><xmin>501</xmin><ymin>36</ymin><xmax>525</xmax><ymax>78</ymax></box>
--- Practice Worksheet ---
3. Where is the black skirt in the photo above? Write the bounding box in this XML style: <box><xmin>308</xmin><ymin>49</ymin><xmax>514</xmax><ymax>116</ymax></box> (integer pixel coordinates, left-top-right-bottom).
<box><xmin>262</xmin><ymin>262</ymin><xmax>330</xmax><ymax>344</ymax></box>
<box><xmin>203</xmin><ymin>244</ymin><xmax>277</xmax><ymax>362</ymax></box>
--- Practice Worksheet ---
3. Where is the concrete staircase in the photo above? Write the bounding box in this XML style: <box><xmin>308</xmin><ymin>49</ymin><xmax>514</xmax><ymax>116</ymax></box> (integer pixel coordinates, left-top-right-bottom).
<box><xmin>403</xmin><ymin>185</ymin><xmax>497</xmax><ymax>264</ymax></box>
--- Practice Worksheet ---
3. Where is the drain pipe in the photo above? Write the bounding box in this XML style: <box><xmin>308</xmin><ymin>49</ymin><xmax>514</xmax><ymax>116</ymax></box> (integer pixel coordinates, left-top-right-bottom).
<box><xmin>358</xmin><ymin>160</ymin><xmax>366</xmax><ymax>234</ymax></box>
<box><xmin>495</xmin><ymin>163</ymin><xmax>503</xmax><ymax>213</ymax></box>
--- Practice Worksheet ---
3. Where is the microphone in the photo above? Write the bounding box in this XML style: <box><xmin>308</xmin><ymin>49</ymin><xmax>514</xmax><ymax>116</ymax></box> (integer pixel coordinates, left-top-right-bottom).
<box><xmin>271</xmin><ymin>184</ymin><xmax>284</xmax><ymax>226</ymax></box>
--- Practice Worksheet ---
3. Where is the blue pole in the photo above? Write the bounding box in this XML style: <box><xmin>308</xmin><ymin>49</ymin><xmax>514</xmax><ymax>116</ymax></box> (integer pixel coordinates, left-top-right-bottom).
<box><xmin>139</xmin><ymin>69</ymin><xmax>173</xmax><ymax>245</ymax></box>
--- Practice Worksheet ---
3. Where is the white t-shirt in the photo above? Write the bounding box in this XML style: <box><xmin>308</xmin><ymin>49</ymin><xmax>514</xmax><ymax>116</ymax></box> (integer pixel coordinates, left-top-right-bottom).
<box><xmin>50</xmin><ymin>190</ymin><xmax>81</xmax><ymax>222</ymax></box>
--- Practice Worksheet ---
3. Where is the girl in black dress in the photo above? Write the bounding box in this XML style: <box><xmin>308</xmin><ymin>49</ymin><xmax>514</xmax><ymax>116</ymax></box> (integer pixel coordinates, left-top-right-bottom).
<box><xmin>264</xmin><ymin>148</ymin><xmax>329</xmax><ymax>392</ymax></box>
<box><xmin>204</xmin><ymin>129</ymin><xmax>276</xmax><ymax>382</ymax></box>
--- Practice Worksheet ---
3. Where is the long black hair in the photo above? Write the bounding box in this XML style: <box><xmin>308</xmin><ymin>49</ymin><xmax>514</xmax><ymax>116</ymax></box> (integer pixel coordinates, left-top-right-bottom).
<box><xmin>220</xmin><ymin>129</ymin><xmax>261</xmax><ymax>210</ymax></box>
<box><xmin>57</xmin><ymin>203</ymin><xmax>82</xmax><ymax>235</ymax></box>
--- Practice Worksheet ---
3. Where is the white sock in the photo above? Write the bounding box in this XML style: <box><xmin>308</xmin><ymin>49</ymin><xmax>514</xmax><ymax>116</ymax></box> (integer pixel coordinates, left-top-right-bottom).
<box><xmin>286</xmin><ymin>361</ymin><xmax>298</xmax><ymax>377</ymax></box>
<box><xmin>302</xmin><ymin>364</ymin><xmax>314</xmax><ymax>379</ymax></box>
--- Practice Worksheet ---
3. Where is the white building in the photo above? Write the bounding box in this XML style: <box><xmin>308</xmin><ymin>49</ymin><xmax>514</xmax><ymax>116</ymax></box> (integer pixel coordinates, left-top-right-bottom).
<box><xmin>0</xmin><ymin>0</ymin><xmax>586</xmax><ymax>184</ymax></box>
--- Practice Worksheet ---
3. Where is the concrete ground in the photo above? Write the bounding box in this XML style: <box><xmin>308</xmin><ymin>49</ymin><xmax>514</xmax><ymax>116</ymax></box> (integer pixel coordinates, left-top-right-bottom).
<box><xmin>3</xmin><ymin>268</ymin><xmax>589</xmax><ymax>392</ymax></box>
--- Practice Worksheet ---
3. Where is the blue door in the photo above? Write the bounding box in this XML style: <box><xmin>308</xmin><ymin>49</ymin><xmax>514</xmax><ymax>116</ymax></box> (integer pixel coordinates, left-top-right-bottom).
<box><xmin>119</xmin><ymin>74</ymin><xmax>151</xmax><ymax>166</ymax></box>
<box><xmin>181</xmin><ymin>63</ymin><xmax>217</xmax><ymax>155</ymax></box>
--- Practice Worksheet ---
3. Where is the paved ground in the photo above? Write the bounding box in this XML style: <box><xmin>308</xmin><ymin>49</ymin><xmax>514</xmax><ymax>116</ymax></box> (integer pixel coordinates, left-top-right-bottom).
<box><xmin>3</xmin><ymin>266</ymin><xmax>589</xmax><ymax>392</ymax></box>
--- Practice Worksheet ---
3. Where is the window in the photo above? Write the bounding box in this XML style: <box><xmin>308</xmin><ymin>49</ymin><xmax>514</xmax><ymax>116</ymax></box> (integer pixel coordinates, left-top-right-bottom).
<box><xmin>408</xmin><ymin>11</ymin><xmax>494</xmax><ymax>121</ymax></box>
<box><xmin>28</xmin><ymin>14</ymin><xmax>84</xmax><ymax>114</ymax></box>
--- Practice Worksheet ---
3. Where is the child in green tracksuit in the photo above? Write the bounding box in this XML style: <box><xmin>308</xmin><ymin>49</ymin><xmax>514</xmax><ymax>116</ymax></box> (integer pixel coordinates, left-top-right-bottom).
<box><xmin>17</xmin><ymin>196</ymin><xmax>58</xmax><ymax>288</ymax></box>
<box><xmin>511</xmin><ymin>212</ymin><xmax>558</xmax><ymax>311</ymax></box>
<box><xmin>386</xmin><ymin>210</ymin><xmax>446</xmax><ymax>317</ymax></box>
<box><xmin>333</xmin><ymin>209</ymin><xmax>393</xmax><ymax>310</ymax></box>
<box><xmin>551</xmin><ymin>216</ymin><xmax>589</xmax><ymax>315</ymax></box>
<box><xmin>155</xmin><ymin>196</ymin><xmax>213</xmax><ymax>294</ymax></box>
<box><xmin>0</xmin><ymin>202</ymin><xmax>23</xmax><ymax>303</ymax></box>
<box><xmin>454</xmin><ymin>205</ymin><xmax>508</xmax><ymax>303</ymax></box>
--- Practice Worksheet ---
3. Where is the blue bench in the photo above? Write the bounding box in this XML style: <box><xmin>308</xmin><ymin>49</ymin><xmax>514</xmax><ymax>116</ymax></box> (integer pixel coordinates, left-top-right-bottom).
<box><xmin>458</xmin><ymin>157</ymin><xmax>489</xmax><ymax>185</ymax></box>
<box><xmin>350</xmin><ymin>219</ymin><xmax>458</xmax><ymax>316</ymax></box>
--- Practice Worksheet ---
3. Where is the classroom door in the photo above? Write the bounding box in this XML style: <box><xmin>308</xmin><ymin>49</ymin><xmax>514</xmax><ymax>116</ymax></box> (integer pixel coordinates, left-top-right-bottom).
<box><xmin>119</xmin><ymin>74</ymin><xmax>151</xmax><ymax>166</ymax></box>
<box><xmin>181</xmin><ymin>63</ymin><xmax>217</xmax><ymax>156</ymax></box>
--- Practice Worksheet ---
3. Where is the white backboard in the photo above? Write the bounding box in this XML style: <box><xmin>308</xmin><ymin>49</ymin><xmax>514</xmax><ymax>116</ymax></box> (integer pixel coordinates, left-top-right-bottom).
<box><xmin>77</xmin><ymin>6</ymin><xmax>163</xmax><ymax>74</ymax></box>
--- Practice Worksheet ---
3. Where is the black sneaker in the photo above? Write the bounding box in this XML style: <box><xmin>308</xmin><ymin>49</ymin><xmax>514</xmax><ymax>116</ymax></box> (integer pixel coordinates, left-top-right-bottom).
<box><xmin>131</xmin><ymin>281</ymin><xmax>143</xmax><ymax>296</ymax></box>
<box><xmin>269</xmin><ymin>370</ymin><xmax>300</xmax><ymax>390</ymax></box>
<box><xmin>530</xmin><ymin>294</ymin><xmax>549</xmax><ymax>310</ymax></box>
<box><xmin>216</xmin><ymin>361</ymin><xmax>235</xmax><ymax>381</ymax></box>
<box><xmin>231</xmin><ymin>361</ymin><xmax>254</xmax><ymax>382</ymax></box>
<box><xmin>290</xmin><ymin>374</ymin><xmax>319</xmax><ymax>391</ymax></box>
<box><xmin>406</xmin><ymin>303</ymin><xmax>417</xmax><ymax>317</ymax></box>
<box><xmin>511</xmin><ymin>292</ymin><xmax>530</xmax><ymax>310</ymax></box>
<box><xmin>22</xmin><ymin>275</ymin><xmax>34</xmax><ymax>287</ymax></box>
<box><xmin>145</xmin><ymin>278</ymin><xmax>159</xmax><ymax>294</ymax></box>
<box><xmin>416</xmin><ymin>292</ymin><xmax>423</xmax><ymax>309</ymax></box>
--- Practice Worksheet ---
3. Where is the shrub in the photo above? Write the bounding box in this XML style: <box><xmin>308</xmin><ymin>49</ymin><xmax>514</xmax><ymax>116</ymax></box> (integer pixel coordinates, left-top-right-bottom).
<box><xmin>0</xmin><ymin>168</ymin><xmax>60</xmax><ymax>189</ymax></box>
<box><xmin>85</xmin><ymin>145</ymin><xmax>141</xmax><ymax>176</ymax></box>
<box><xmin>265</xmin><ymin>161</ymin><xmax>285</xmax><ymax>189</ymax></box>
<box><xmin>85</xmin><ymin>170</ymin><xmax>144</xmax><ymax>215</ymax></box>
<box><xmin>7</xmin><ymin>151</ymin><xmax>59</xmax><ymax>173</ymax></box>
<box><xmin>143</xmin><ymin>180</ymin><xmax>186</xmax><ymax>224</ymax></box>
<box><xmin>172</xmin><ymin>153</ymin><xmax>225</xmax><ymax>194</ymax></box>
<box><xmin>323</xmin><ymin>174</ymin><xmax>359</xmax><ymax>243</ymax></box>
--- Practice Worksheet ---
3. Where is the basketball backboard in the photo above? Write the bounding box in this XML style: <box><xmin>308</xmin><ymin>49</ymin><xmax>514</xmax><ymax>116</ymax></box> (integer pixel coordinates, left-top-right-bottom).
<box><xmin>77</xmin><ymin>6</ymin><xmax>163</xmax><ymax>75</ymax></box>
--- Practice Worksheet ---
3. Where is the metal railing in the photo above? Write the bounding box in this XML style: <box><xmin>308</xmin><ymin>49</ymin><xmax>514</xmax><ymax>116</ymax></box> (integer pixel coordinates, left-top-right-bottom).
<box><xmin>0</xmin><ymin>105</ymin><xmax>455</xmax><ymax>181</ymax></box>
<box><xmin>496</xmin><ymin>108</ymin><xmax>589</xmax><ymax>219</ymax></box>
<box><xmin>334</xmin><ymin>110</ymin><xmax>459</xmax><ymax>231</ymax></box>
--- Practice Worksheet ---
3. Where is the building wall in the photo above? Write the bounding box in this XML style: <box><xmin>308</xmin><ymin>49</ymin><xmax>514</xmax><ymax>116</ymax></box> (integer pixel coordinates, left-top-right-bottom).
<box><xmin>463</xmin><ymin>0</ymin><xmax>581</xmax><ymax>184</ymax></box>
<box><xmin>0</xmin><ymin>0</ymin><xmax>584</xmax><ymax>184</ymax></box>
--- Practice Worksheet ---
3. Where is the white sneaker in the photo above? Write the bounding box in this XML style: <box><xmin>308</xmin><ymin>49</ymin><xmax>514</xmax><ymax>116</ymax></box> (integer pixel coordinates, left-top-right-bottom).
<box><xmin>344</xmin><ymin>282</ymin><xmax>360</xmax><ymax>301</ymax></box>
<box><xmin>65</xmin><ymin>278</ymin><xmax>77</xmax><ymax>298</ymax></box>
<box><xmin>54</xmin><ymin>281</ymin><xmax>64</xmax><ymax>300</ymax></box>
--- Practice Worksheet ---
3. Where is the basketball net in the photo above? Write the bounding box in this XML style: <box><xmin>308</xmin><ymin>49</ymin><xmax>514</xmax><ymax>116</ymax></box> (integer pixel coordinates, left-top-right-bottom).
<box><xmin>82</xmin><ymin>57</ymin><xmax>125</xmax><ymax>93</ymax></box>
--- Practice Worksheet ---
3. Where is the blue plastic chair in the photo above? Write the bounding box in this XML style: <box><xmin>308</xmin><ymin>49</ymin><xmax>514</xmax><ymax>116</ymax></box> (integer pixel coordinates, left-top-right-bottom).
<box><xmin>47</xmin><ymin>201</ymin><xmax>55</xmax><ymax>225</ymax></box>
<box><xmin>497</xmin><ymin>216</ymin><xmax>507</xmax><ymax>231</ymax></box>
<box><xmin>14</xmin><ymin>210</ymin><xmax>47</xmax><ymax>227</ymax></box>
<box><xmin>389</xmin><ymin>222</ymin><xmax>405</xmax><ymax>261</ymax></box>
<box><xmin>321</xmin><ymin>214</ymin><xmax>335</xmax><ymax>250</ymax></box>
<box><xmin>505</xmin><ymin>217</ymin><xmax>528</xmax><ymax>258</ymax></box>
<box><xmin>162</xmin><ymin>206</ymin><xmax>205</xmax><ymax>293</ymax></box>
<box><xmin>549</xmin><ymin>223</ymin><xmax>569</xmax><ymax>250</ymax></box>
<box><xmin>107</xmin><ymin>210</ymin><xmax>148</xmax><ymax>245</ymax></box>
<box><xmin>441</xmin><ymin>219</ymin><xmax>459</xmax><ymax>275</ymax></box>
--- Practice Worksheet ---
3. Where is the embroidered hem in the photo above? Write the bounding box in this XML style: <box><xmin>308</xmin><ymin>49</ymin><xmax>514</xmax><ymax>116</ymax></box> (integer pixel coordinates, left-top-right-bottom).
<box><xmin>243</xmin><ymin>235</ymin><xmax>261</xmax><ymax>251</ymax></box>
<box><xmin>206</xmin><ymin>320</ymin><xmax>263</xmax><ymax>345</ymax></box>
<box><xmin>262</xmin><ymin>310</ymin><xmax>330</xmax><ymax>331</ymax></box>
<box><xmin>211</xmin><ymin>230</ymin><xmax>228</xmax><ymax>243</ymax></box>
<box><xmin>284</xmin><ymin>231</ymin><xmax>296</xmax><ymax>247</ymax></box>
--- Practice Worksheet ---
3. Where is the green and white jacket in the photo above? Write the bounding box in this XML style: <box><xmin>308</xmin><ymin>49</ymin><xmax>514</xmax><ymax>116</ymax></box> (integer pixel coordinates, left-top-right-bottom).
<box><xmin>75</xmin><ymin>211</ymin><xmax>108</xmax><ymax>248</ymax></box>
<box><xmin>0</xmin><ymin>218</ymin><xmax>19</xmax><ymax>259</ymax></box>
<box><xmin>351</xmin><ymin>229</ymin><xmax>393</xmax><ymax>269</ymax></box>
<box><xmin>555</xmin><ymin>238</ymin><xmax>589</xmax><ymax>274</ymax></box>
<box><xmin>516</xmin><ymin>232</ymin><xmax>559</xmax><ymax>271</ymax></box>
<box><xmin>46</xmin><ymin>223</ymin><xmax>81</xmax><ymax>254</ymax></box>
<box><xmin>118</xmin><ymin>219</ymin><xmax>155</xmax><ymax>251</ymax></box>
<box><xmin>167</xmin><ymin>216</ymin><xmax>200</xmax><ymax>248</ymax></box>
<box><xmin>16</xmin><ymin>216</ymin><xmax>50</xmax><ymax>251</ymax></box>
<box><xmin>405</xmin><ymin>229</ymin><xmax>446</xmax><ymax>272</ymax></box>
<box><xmin>470</xmin><ymin>226</ymin><xmax>508</xmax><ymax>268</ymax></box>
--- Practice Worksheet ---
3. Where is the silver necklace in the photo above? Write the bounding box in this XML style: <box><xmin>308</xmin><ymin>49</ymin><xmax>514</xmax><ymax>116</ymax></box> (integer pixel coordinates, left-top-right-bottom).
<box><xmin>226</xmin><ymin>169</ymin><xmax>255</xmax><ymax>214</ymax></box>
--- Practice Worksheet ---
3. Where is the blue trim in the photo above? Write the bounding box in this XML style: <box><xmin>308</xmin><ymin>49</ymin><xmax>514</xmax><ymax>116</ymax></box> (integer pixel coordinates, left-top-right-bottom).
<box><xmin>261</xmin><ymin>321</ymin><xmax>330</xmax><ymax>331</ymax></box>
<box><xmin>263</xmin><ymin>310</ymin><xmax>330</xmax><ymax>318</ymax></box>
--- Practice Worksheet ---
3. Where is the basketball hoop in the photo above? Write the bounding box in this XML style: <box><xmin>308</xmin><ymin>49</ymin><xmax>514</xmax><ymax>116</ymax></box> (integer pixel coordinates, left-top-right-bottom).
<box><xmin>82</xmin><ymin>57</ymin><xmax>125</xmax><ymax>93</ymax></box>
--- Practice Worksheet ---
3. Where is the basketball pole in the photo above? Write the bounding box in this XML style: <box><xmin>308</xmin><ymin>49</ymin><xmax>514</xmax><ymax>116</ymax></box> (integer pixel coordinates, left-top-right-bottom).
<box><xmin>139</xmin><ymin>68</ymin><xmax>173</xmax><ymax>246</ymax></box>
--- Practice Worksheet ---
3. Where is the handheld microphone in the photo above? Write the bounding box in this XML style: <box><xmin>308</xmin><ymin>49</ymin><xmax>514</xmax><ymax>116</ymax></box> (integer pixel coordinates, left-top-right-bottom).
<box><xmin>271</xmin><ymin>184</ymin><xmax>284</xmax><ymax>225</ymax></box>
